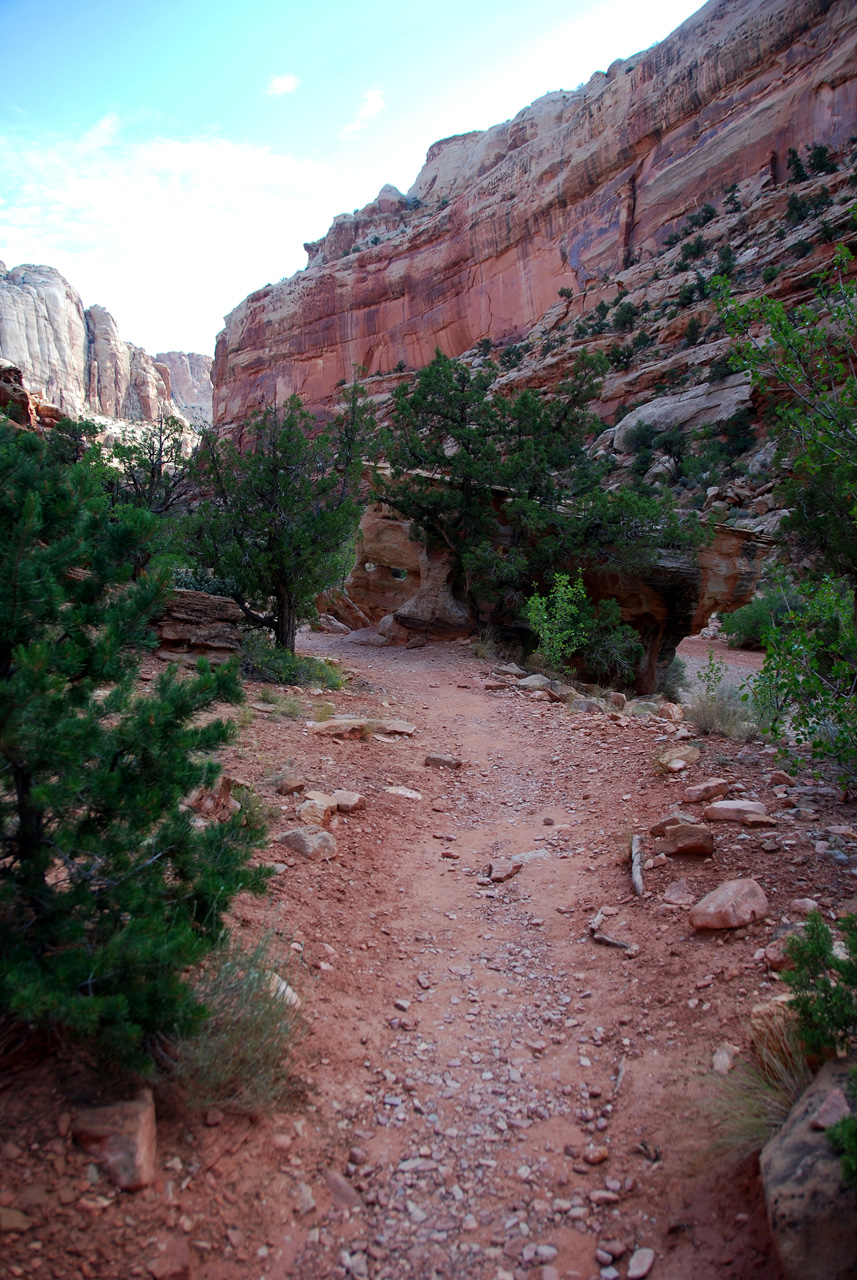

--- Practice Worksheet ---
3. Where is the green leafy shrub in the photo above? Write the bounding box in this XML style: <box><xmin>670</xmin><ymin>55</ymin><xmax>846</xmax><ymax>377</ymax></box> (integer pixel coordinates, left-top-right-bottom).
<box><xmin>762</xmin><ymin>265</ymin><xmax>779</xmax><ymax>285</ymax></box>
<box><xmin>721</xmin><ymin>585</ymin><xmax>803</xmax><ymax>650</ymax></box>
<box><xmin>829</xmin><ymin>1070</ymin><xmax>857</xmax><ymax>1186</ymax></box>
<box><xmin>685</xmin><ymin>316</ymin><xmax>702</xmax><ymax>346</ymax></box>
<box><xmin>499</xmin><ymin>345</ymin><xmax>523</xmax><ymax>369</ymax></box>
<box><xmin>723</xmin><ymin>184</ymin><xmax>742</xmax><ymax>214</ymax></box>
<box><xmin>808</xmin><ymin>144</ymin><xmax>837</xmax><ymax>175</ymax></box>
<box><xmin>754</xmin><ymin>580</ymin><xmax>857</xmax><ymax>788</ymax></box>
<box><xmin>612</xmin><ymin>300</ymin><xmax>639</xmax><ymax>333</ymax></box>
<box><xmin>787</xmin><ymin>147</ymin><xmax>808</xmax><ymax>183</ymax></box>
<box><xmin>608</xmin><ymin>343</ymin><xmax>634</xmax><ymax>370</ymax></box>
<box><xmin>240</xmin><ymin>630</ymin><xmax>343</xmax><ymax>689</ymax></box>
<box><xmin>525</xmin><ymin>574</ymin><xmax>642</xmax><ymax>684</ymax></box>
<box><xmin>657</xmin><ymin>656</ymin><xmax>691</xmax><ymax>701</ymax></box>
<box><xmin>174</xmin><ymin>929</ymin><xmax>303</xmax><ymax>1112</ymax></box>
<box><xmin>0</xmin><ymin>424</ymin><xmax>270</xmax><ymax>1064</ymax></box>
<box><xmin>679</xmin><ymin>235</ymin><xmax>707</xmax><ymax>265</ymax></box>
<box><xmin>785</xmin><ymin>911</ymin><xmax>857</xmax><ymax>1055</ymax></box>
<box><xmin>685</xmin><ymin>650</ymin><xmax>759</xmax><ymax>738</ymax></box>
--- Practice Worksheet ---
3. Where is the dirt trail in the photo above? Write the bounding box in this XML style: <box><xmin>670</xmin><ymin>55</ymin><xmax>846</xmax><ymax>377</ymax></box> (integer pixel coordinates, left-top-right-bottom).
<box><xmin>1</xmin><ymin>635</ymin><xmax>854</xmax><ymax>1280</ymax></box>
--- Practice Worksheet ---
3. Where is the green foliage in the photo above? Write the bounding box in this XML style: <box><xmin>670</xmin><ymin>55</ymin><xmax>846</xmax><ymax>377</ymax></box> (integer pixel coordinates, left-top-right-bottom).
<box><xmin>557</xmin><ymin>287</ymin><xmax>574</xmax><ymax>300</ymax></box>
<box><xmin>612</xmin><ymin>300</ymin><xmax>638</xmax><ymax>333</ymax></box>
<box><xmin>679</xmin><ymin>235</ymin><xmax>707</xmax><ymax>266</ymax></box>
<box><xmin>828</xmin><ymin>1069</ymin><xmax>857</xmax><ymax>1187</ymax></box>
<box><xmin>721</xmin><ymin>583</ymin><xmax>803</xmax><ymax>649</ymax></box>
<box><xmin>525</xmin><ymin>572</ymin><xmax>591</xmax><ymax>676</ymax></box>
<box><xmin>525</xmin><ymin>574</ymin><xmax>642</xmax><ymax>684</ymax></box>
<box><xmin>240</xmin><ymin>630</ymin><xmax>343</xmax><ymax>689</ymax></box>
<box><xmin>685</xmin><ymin>316</ymin><xmax>702</xmax><ymax>346</ymax></box>
<box><xmin>657</xmin><ymin>656</ymin><xmax>691</xmax><ymax>701</ymax></box>
<box><xmin>784</xmin><ymin>911</ymin><xmax>857</xmax><ymax>1055</ymax></box>
<box><xmin>785</xmin><ymin>188</ymin><xmax>833</xmax><ymax>226</ymax></box>
<box><xmin>475</xmin><ymin>338</ymin><xmax>493</xmax><ymax>356</ymax></box>
<box><xmin>174</xmin><ymin>929</ymin><xmax>303</xmax><ymax>1112</ymax></box>
<box><xmin>718</xmin><ymin>244</ymin><xmax>857</xmax><ymax>587</ymax></box>
<box><xmin>808</xmin><ymin>144</ymin><xmax>837</xmax><ymax>175</ymax></box>
<box><xmin>787</xmin><ymin>147</ymin><xmax>808</xmax><ymax>184</ymax></box>
<box><xmin>186</xmin><ymin>380</ymin><xmax>376</xmax><ymax>651</ymax></box>
<box><xmin>608</xmin><ymin>342</ymin><xmax>634</xmax><ymax>371</ymax></box>
<box><xmin>0</xmin><ymin>424</ymin><xmax>269</xmax><ymax>1063</ymax></box>
<box><xmin>754</xmin><ymin>579</ymin><xmax>857</xmax><ymax>786</ymax></box>
<box><xmin>762</xmin><ymin>264</ymin><xmax>779</xmax><ymax>285</ymax></box>
<box><xmin>723</xmin><ymin>184</ymin><xmax>742</xmax><ymax>214</ymax></box>
<box><xmin>499</xmin><ymin>345</ymin><xmax>523</xmax><ymax>369</ymax></box>
<box><xmin>716</xmin><ymin>245</ymin><xmax>736</xmax><ymax>277</ymax></box>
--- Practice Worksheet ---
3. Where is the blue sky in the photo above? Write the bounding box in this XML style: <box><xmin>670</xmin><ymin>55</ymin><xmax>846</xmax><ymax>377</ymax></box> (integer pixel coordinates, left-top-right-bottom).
<box><xmin>0</xmin><ymin>0</ymin><xmax>704</xmax><ymax>354</ymax></box>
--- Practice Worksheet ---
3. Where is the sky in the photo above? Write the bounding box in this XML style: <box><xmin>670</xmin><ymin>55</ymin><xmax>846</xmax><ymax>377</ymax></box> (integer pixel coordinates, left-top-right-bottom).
<box><xmin>0</xmin><ymin>0</ymin><xmax>705</xmax><ymax>356</ymax></box>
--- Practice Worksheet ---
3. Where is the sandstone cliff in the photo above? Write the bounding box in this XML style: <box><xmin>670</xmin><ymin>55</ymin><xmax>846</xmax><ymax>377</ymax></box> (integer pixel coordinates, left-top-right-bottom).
<box><xmin>213</xmin><ymin>0</ymin><xmax>857</xmax><ymax>424</ymax></box>
<box><xmin>0</xmin><ymin>263</ymin><xmax>210</xmax><ymax>428</ymax></box>
<box><xmin>155</xmin><ymin>351</ymin><xmax>213</xmax><ymax>425</ymax></box>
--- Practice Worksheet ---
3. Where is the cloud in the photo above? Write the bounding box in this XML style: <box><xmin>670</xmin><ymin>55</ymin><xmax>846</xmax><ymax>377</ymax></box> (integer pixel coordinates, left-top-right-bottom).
<box><xmin>339</xmin><ymin>88</ymin><xmax>386</xmax><ymax>140</ymax></box>
<box><xmin>0</xmin><ymin>114</ymin><xmax>347</xmax><ymax>353</ymax></box>
<box><xmin>266</xmin><ymin>73</ymin><xmax>300</xmax><ymax>96</ymax></box>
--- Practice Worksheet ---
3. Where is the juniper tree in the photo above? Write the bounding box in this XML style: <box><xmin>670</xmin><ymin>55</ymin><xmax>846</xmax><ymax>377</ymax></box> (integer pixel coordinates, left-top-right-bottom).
<box><xmin>0</xmin><ymin>422</ymin><xmax>268</xmax><ymax>1063</ymax></box>
<box><xmin>186</xmin><ymin>382</ymin><xmax>376</xmax><ymax>651</ymax></box>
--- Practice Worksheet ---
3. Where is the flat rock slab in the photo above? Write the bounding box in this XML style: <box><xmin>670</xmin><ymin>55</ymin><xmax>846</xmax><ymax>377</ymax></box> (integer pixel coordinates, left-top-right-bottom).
<box><xmin>72</xmin><ymin>1089</ymin><xmax>156</xmax><ymax>1190</ymax></box>
<box><xmin>331</xmin><ymin>789</ymin><xmax>365</xmax><ymax>812</ymax></box>
<box><xmin>424</xmin><ymin>753</ymin><xmax>462</xmax><ymax>769</ymax></box>
<box><xmin>704</xmin><ymin>799</ymin><xmax>767</xmax><ymax>822</ymax></box>
<box><xmin>663</xmin><ymin>878</ymin><xmax>696</xmax><ymax>907</ymax></box>
<box><xmin>650</xmin><ymin>810</ymin><xmax>701</xmax><ymax>836</ymax></box>
<box><xmin>489</xmin><ymin>858</ymin><xmax>524</xmax><ymax>883</ymax></box>
<box><xmin>761</xmin><ymin>1060</ymin><xmax>857</xmax><ymax>1280</ymax></box>
<box><xmin>308</xmin><ymin>717</ymin><xmax>415</xmax><ymax>737</ymax></box>
<box><xmin>683</xmin><ymin>777</ymin><xmax>730</xmax><ymax>803</ymax></box>
<box><xmin>659</xmin><ymin>744</ymin><xmax>701</xmax><ymax>767</ymax></box>
<box><xmin>689</xmin><ymin>878</ymin><xmax>769</xmax><ymax>929</ymax></box>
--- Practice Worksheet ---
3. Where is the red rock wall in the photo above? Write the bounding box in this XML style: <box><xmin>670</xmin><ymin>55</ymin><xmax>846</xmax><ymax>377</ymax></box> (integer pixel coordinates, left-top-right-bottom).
<box><xmin>213</xmin><ymin>0</ymin><xmax>857</xmax><ymax>425</ymax></box>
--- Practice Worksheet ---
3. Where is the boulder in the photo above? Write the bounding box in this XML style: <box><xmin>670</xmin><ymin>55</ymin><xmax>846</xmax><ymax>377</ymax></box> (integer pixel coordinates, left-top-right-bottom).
<box><xmin>71</xmin><ymin>1089</ymin><xmax>157</xmax><ymax>1190</ymax></box>
<box><xmin>154</xmin><ymin>590</ymin><xmax>242</xmax><ymax>661</ymax></box>
<box><xmin>424</xmin><ymin>753</ymin><xmax>463</xmax><ymax>769</ymax></box>
<box><xmin>331</xmin><ymin>789</ymin><xmax>366</xmax><ymax>813</ymax></box>
<box><xmin>274</xmin><ymin>826</ymin><xmax>337</xmax><ymax>859</ymax></box>
<box><xmin>689</xmin><ymin>878</ymin><xmax>768</xmax><ymax>929</ymax></box>
<box><xmin>517</xmin><ymin>674</ymin><xmax>552</xmax><ymax>690</ymax></box>
<box><xmin>761</xmin><ymin>1061</ymin><xmax>857</xmax><ymax>1280</ymax></box>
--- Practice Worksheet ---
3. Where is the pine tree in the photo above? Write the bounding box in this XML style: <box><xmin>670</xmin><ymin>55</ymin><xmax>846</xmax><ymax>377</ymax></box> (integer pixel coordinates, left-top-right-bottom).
<box><xmin>0</xmin><ymin>422</ymin><xmax>269</xmax><ymax>1063</ymax></box>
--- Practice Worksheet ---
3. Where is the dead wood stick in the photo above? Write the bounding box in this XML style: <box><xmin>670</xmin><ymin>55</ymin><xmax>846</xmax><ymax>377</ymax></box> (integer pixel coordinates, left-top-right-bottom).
<box><xmin>630</xmin><ymin>835</ymin><xmax>644</xmax><ymax>898</ymax></box>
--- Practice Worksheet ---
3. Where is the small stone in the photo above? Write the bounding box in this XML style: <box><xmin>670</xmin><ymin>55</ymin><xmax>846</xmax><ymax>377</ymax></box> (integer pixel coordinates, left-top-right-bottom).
<box><xmin>649</xmin><ymin>810</ymin><xmax>699</xmax><ymax>836</ymax></box>
<box><xmin>659</xmin><ymin>745</ymin><xmax>700</xmax><ymax>767</ymax></box>
<box><xmin>627</xmin><ymin>1247</ymin><xmax>656</xmax><ymax>1279</ymax></box>
<box><xmin>297</xmin><ymin>791</ymin><xmax>338</xmax><ymax>826</ymax></box>
<box><xmin>274</xmin><ymin>826</ymin><xmax>337</xmax><ymax>859</ymax></box>
<box><xmin>769</xmin><ymin>770</ymin><xmax>796</xmax><ymax>787</ymax></box>
<box><xmin>790</xmin><ymin>897</ymin><xmax>818</xmax><ymax>916</ymax></box>
<box><xmin>424</xmin><ymin>753</ymin><xmax>462</xmax><ymax>770</ymax></box>
<box><xmin>294</xmin><ymin>1182</ymin><xmax>316</xmax><ymax>1216</ymax></box>
<box><xmin>348</xmin><ymin>1146</ymin><xmax>368</xmax><ymax>1165</ymax></box>
<box><xmin>324</xmin><ymin>1167</ymin><xmax>362</xmax><ymax>1208</ymax></box>
<box><xmin>490</xmin><ymin>858</ymin><xmax>524</xmax><ymax>883</ymax></box>
<box><xmin>683</xmin><ymin>778</ymin><xmax>729</xmax><ymax>803</ymax></box>
<box><xmin>146</xmin><ymin>1237</ymin><xmax>191</xmax><ymax>1280</ymax></box>
<box><xmin>71</xmin><ymin>1088</ymin><xmax>156</xmax><ymax>1191</ymax></box>
<box><xmin>712</xmin><ymin>1043</ymin><xmax>736</xmax><ymax>1074</ymax></box>
<box><xmin>810</xmin><ymin>1088</ymin><xmax>852</xmax><ymax>1130</ymax></box>
<box><xmin>384</xmin><ymin>786</ymin><xmax>422</xmax><ymax>801</ymax></box>
<box><xmin>274</xmin><ymin>772</ymin><xmax>305</xmax><ymax>796</ymax></box>
<box><xmin>583</xmin><ymin>1145</ymin><xmax>609</xmax><ymax>1165</ymax></box>
<box><xmin>0</xmin><ymin>1208</ymin><xmax>32</xmax><ymax>1232</ymax></box>
<box><xmin>331</xmin><ymin>789</ymin><xmax>366</xmax><ymax>813</ymax></box>
<box><xmin>204</xmin><ymin>1108</ymin><xmax>224</xmax><ymax>1127</ymax></box>
<box><xmin>689</xmin><ymin>879</ymin><xmax>769</xmax><ymax>930</ymax></box>
<box><xmin>393</xmin><ymin>998</ymin><xmax>411</xmax><ymax>1012</ymax></box>
<box><xmin>662</xmin><ymin>879</ymin><xmax>696</xmax><ymax>907</ymax></box>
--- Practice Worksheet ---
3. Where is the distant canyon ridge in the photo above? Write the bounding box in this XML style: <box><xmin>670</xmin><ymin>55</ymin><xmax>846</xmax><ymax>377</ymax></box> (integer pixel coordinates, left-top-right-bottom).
<box><xmin>0</xmin><ymin>263</ymin><xmax>212</xmax><ymax>430</ymax></box>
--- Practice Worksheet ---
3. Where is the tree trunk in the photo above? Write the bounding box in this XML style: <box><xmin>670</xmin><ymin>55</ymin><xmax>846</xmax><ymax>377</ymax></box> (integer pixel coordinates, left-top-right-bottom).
<box><xmin>275</xmin><ymin>586</ymin><xmax>297</xmax><ymax>652</ymax></box>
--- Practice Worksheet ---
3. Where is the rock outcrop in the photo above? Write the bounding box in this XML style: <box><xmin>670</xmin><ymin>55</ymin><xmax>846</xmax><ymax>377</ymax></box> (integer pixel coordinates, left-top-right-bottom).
<box><xmin>213</xmin><ymin>0</ymin><xmax>857</xmax><ymax>424</ymax></box>
<box><xmin>0</xmin><ymin>263</ymin><xmax>209</xmax><ymax>429</ymax></box>
<box><xmin>153</xmin><ymin>590</ymin><xmax>242</xmax><ymax>664</ymax></box>
<box><xmin>155</xmin><ymin>351</ymin><xmax>213</xmax><ymax>424</ymax></box>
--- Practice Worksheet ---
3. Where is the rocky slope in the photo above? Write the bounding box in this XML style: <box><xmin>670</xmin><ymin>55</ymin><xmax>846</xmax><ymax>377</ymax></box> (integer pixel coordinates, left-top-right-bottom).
<box><xmin>213</xmin><ymin>0</ymin><xmax>857</xmax><ymax>425</ymax></box>
<box><xmin>0</xmin><ymin>263</ymin><xmax>212</xmax><ymax>428</ymax></box>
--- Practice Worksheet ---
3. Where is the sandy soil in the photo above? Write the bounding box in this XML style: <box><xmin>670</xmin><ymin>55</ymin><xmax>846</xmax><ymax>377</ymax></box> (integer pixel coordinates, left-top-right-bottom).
<box><xmin>2</xmin><ymin>633</ymin><xmax>855</xmax><ymax>1280</ymax></box>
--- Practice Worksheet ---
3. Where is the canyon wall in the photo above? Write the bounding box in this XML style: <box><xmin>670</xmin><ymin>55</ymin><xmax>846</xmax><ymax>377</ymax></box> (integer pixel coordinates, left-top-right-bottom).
<box><xmin>155</xmin><ymin>351</ymin><xmax>214</xmax><ymax>424</ymax></box>
<box><xmin>213</xmin><ymin>0</ymin><xmax>857</xmax><ymax>425</ymax></box>
<box><xmin>0</xmin><ymin>263</ymin><xmax>211</xmax><ymax>427</ymax></box>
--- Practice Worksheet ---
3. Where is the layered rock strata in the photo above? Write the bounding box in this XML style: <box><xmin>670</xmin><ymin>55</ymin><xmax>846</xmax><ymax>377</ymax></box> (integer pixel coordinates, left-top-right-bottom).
<box><xmin>213</xmin><ymin>0</ymin><xmax>857</xmax><ymax>423</ymax></box>
<box><xmin>0</xmin><ymin>263</ymin><xmax>209</xmax><ymax>429</ymax></box>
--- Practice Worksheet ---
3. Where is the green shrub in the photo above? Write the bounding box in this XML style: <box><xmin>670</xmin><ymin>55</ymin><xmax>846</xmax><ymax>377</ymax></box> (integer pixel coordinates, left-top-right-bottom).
<box><xmin>679</xmin><ymin>234</ymin><xmax>707</xmax><ymax>264</ymax></box>
<box><xmin>829</xmin><ymin>1070</ymin><xmax>857</xmax><ymax>1186</ymax></box>
<box><xmin>717</xmin><ymin>245</ymin><xmax>736</xmax><ymax>277</ymax></box>
<box><xmin>787</xmin><ymin>148</ymin><xmax>808</xmax><ymax>184</ymax></box>
<box><xmin>608</xmin><ymin>342</ymin><xmax>634</xmax><ymax>370</ymax></box>
<box><xmin>808</xmin><ymin>144</ymin><xmax>837</xmax><ymax>175</ymax></box>
<box><xmin>721</xmin><ymin>585</ymin><xmax>803</xmax><ymax>649</ymax></box>
<box><xmin>173</xmin><ymin>929</ymin><xmax>303</xmax><ymax>1112</ymax></box>
<box><xmin>657</xmin><ymin>656</ymin><xmax>691</xmax><ymax>701</ymax></box>
<box><xmin>0</xmin><ymin>425</ymin><xmax>270</xmax><ymax>1064</ymax></box>
<box><xmin>785</xmin><ymin>911</ymin><xmax>857</xmax><ymax>1055</ymax></box>
<box><xmin>685</xmin><ymin>316</ymin><xmax>702</xmax><ymax>346</ymax></box>
<box><xmin>612</xmin><ymin>300</ymin><xmax>639</xmax><ymax>333</ymax></box>
<box><xmin>723</xmin><ymin>184</ymin><xmax>742</xmax><ymax>214</ymax></box>
<box><xmin>754</xmin><ymin>579</ymin><xmax>857</xmax><ymax>788</ymax></box>
<box><xmin>525</xmin><ymin>574</ymin><xmax>642</xmax><ymax>684</ymax></box>
<box><xmin>762</xmin><ymin>265</ymin><xmax>779</xmax><ymax>285</ymax></box>
<box><xmin>499</xmin><ymin>345</ymin><xmax>523</xmax><ymax>369</ymax></box>
<box><xmin>240</xmin><ymin>630</ymin><xmax>343</xmax><ymax>689</ymax></box>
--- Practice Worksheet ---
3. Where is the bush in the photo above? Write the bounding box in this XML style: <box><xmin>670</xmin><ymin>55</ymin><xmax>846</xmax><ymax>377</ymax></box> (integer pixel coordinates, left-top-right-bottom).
<box><xmin>612</xmin><ymin>300</ymin><xmax>639</xmax><ymax>333</ymax></box>
<box><xmin>240</xmin><ymin>630</ymin><xmax>343</xmax><ymax>689</ymax></box>
<box><xmin>499</xmin><ymin>345</ymin><xmax>523</xmax><ymax>369</ymax></box>
<box><xmin>685</xmin><ymin>650</ymin><xmax>758</xmax><ymax>738</ymax></box>
<box><xmin>762</xmin><ymin>265</ymin><xmax>779</xmax><ymax>285</ymax></box>
<box><xmin>685</xmin><ymin>316</ymin><xmax>702</xmax><ymax>346</ymax></box>
<box><xmin>787</xmin><ymin>147</ymin><xmax>808</xmax><ymax>183</ymax></box>
<box><xmin>525</xmin><ymin>574</ymin><xmax>642</xmax><ymax>684</ymax></box>
<box><xmin>173</xmin><ymin>929</ymin><xmax>303</xmax><ymax>1112</ymax></box>
<box><xmin>808</xmin><ymin>144</ymin><xmax>837</xmax><ymax>175</ymax></box>
<box><xmin>754</xmin><ymin>579</ymin><xmax>857</xmax><ymax>789</ymax></box>
<box><xmin>785</xmin><ymin>911</ymin><xmax>857</xmax><ymax>1055</ymax></box>
<box><xmin>0</xmin><ymin>425</ymin><xmax>270</xmax><ymax>1064</ymax></box>
<box><xmin>657</xmin><ymin>656</ymin><xmax>691</xmax><ymax>701</ymax></box>
<box><xmin>721</xmin><ymin>585</ymin><xmax>803</xmax><ymax>649</ymax></box>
